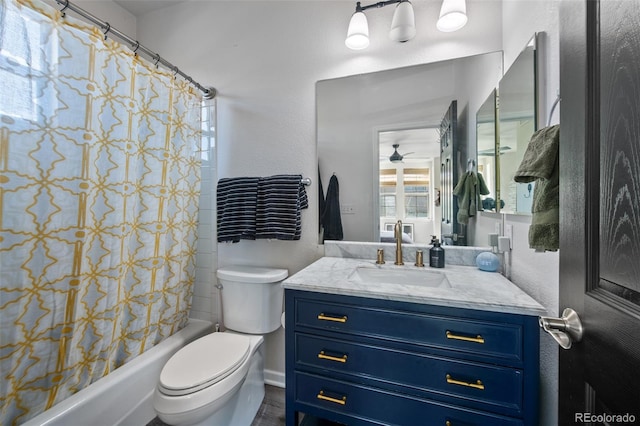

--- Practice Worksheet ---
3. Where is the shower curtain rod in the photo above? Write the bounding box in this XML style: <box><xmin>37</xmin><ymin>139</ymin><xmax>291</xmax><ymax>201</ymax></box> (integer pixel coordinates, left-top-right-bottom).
<box><xmin>54</xmin><ymin>0</ymin><xmax>216</xmax><ymax>99</ymax></box>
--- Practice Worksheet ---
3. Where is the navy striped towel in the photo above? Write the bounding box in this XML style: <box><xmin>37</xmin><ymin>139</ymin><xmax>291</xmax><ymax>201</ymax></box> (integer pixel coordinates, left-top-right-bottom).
<box><xmin>256</xmin><ymin>174</ymin><xmax>309</xmax><ymax>240</ymax></box>
<box><xmin>217</xmin><ymin>177</ymin><xmax>259</xmax><ymax>242</ymax></box>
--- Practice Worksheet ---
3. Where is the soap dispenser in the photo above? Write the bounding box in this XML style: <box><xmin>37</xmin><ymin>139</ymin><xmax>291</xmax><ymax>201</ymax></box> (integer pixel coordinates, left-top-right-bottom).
<box><xmin>429</xmin><ymin>239</ymin><xmax>445</xmax><ymax>268</ymax></box>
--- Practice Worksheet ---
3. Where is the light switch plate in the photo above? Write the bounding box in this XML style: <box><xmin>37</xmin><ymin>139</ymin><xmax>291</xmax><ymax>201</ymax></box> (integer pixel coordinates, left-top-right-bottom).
<box><xmin>505</xmin><ymin>224</ymin><xmax>513</xmax><ymax>248</ymax></box>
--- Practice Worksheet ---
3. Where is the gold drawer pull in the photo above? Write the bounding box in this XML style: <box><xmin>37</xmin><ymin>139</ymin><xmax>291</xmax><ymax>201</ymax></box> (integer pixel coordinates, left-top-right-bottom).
<box><xmin>317</xmin><ymin>390</ymin><xmax>347</xmax><ymax>405</ymax></box>
<box><xmin>318</xmin><ymin>351</ymin><xmax>348</xmax><ymax>363</ymax></box>
<box><xmin>446</xmin><ymin>330</ymin><xmax>485</xmax><ymax>344</ymax></box>
<box><xmin>317</xmin><ymin>313</ymin><xmax>347</xmax><ymax>323</ymax></box>
<box><xmin>446</xmin><ymin>374</ymin><xmax>485</xmax><ymax>390</ymax></box>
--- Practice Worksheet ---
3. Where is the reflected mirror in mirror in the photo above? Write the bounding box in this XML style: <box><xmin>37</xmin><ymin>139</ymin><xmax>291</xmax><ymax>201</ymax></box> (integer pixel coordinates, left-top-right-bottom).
<box><xmin>317</xmin><ymin>51</ymin><xmax>503</xmax><ymax>244</ymax></box>
<box><xmin>498</xmin><ymin>35</ymin><xmax>537</xmax><ymax>214</ymax></box>
<box><xmin>476</xmin><ymin>89</ymin><xmax>499</xmax><ymax>211</ymax></box>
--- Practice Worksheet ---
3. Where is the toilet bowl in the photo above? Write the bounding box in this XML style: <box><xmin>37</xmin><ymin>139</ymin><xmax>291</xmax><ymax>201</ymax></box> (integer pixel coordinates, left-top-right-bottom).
<box><xmin>153</xmin><ymin>333</ymin><xmax>264</xmax><ymax>426</ymax></box>
<box><xmin>153</xmin><ymin>266</ymin><xmax>287</xmax><ymax>426</ymax></box>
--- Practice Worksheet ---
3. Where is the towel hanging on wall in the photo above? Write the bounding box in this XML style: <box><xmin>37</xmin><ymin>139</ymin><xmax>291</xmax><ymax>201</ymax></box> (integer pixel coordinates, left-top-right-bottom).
<box><xmin>216</xmin><ymin>175</ymin><xmax>309</xmax><ymax>242</ymax></box>
<box><xmin>216</xmin><ymin>177</ymin><xmax>260</xmax><ymax>242</ymax></box>
<box><xmin>321</xmin><ymin>174</ymin><xmax>343</xmax><ymax>241</ymax></box>
<box><xmin>255</xmin><ymin>174</ymin><xmax>308</xmax><ymax>240</ymax></box>
<box><xmin>453</xmin><ymin>171</ymin><xmax>490</xmax><ymax>224</ymax></box>
<box><xmin>514</xmin><ymin>124</ymin><xmax>560</xmax><ymax>252</ymax></box>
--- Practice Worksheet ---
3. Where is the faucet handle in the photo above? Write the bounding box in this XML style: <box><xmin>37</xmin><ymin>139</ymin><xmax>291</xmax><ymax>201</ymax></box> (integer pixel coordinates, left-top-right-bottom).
<box><xmin>415</xmin><ymin>250</ymin><xmax>424</xmax><ymax>267</ymax></box>
<box><xmin>376</xmin><ymin>248</ymin><xmax>385</xmax><ymax>264</ymax></box>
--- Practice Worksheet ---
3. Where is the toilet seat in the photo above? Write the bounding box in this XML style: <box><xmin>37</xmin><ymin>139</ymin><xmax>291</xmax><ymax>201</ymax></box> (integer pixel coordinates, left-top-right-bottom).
<box><xmin>158</xmin><ymin>333</ymin><xmax>250</xmax><ymax>396</ymax></box>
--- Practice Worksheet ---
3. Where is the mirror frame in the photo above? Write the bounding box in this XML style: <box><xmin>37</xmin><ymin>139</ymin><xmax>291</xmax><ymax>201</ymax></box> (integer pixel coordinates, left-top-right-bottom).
<box><xmin>476</xmin><ymin>89</ymin><xmax>499</xmax><ymax>212</ymax></box>
<box><xmin>495</xmin><ymin>34</ymin><xmax>538</xmax><ymax>214</ymax></box>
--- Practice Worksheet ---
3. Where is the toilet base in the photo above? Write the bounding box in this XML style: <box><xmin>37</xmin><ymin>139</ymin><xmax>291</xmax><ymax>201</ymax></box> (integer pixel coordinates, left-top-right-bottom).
<box><xmin>195</xmin><ymin>343</ymin><xmax>265</xmax><ymax>426</ymax></box>
<box><xmin>155</xmin><ymin>334</ymin><xmax>265</xmax><ymax>426</ymax></box>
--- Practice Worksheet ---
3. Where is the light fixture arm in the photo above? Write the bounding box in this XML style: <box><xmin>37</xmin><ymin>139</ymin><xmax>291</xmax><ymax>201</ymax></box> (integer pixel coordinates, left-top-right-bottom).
<box><xmin>356</xmin><ymin>0</ymin><xmax>404</xmax><ymax>13</ymax></box>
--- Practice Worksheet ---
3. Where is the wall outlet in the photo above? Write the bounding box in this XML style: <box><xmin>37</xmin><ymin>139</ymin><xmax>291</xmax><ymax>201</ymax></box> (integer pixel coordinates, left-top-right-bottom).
<box><xmin>498</xmin><ymin>236</ymin><xmax>512</xmax><ymax>252</ymax></box>
<box><xmin>340</xmin><ymin>204</ymin><xmax>355</xmax><ymax>215</ymax></box>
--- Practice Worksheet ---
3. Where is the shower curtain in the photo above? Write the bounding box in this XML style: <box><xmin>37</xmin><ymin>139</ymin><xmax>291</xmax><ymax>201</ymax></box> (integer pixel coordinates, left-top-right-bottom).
<box><xmin>0</xmin><ymin>0</ymin><xmax>202</xmax><ymax>424</ymax></box>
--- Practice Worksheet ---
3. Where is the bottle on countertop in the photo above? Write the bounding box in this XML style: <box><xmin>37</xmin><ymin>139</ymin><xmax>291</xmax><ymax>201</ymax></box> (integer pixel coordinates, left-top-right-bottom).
<box><xmin>429</xmin><ymin>239</ymin><xmax>445</xmax><ymax>268</ymax></box>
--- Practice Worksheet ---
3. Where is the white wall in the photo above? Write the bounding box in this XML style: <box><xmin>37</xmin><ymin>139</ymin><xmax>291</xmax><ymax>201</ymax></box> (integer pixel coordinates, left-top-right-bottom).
<box><xmin>134</xmin><ymin>2</ymin><xmax>560</xmax><ymax>423</ymax></box>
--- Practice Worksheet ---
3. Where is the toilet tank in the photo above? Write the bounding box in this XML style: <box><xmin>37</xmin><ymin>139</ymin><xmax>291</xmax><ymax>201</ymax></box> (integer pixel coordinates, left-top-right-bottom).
<box><xmin>217</xmin><ymin>266</ymin><xmax>288</xmax><ymax>334</ymax></box>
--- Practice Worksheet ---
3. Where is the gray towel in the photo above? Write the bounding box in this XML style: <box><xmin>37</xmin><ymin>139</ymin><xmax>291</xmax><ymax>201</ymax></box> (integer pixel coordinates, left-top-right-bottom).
<box><xmin>453</xmin><ymin>171</ymin><xmax>490</xmax><ymax>225</ymax></box>
<box><xmin>514</xmin><ymin>125</ymin><xmax>560</xmax><ymax>251</ymax></box>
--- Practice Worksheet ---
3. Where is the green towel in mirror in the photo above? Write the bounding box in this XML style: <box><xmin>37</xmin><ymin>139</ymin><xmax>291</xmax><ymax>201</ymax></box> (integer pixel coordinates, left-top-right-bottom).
<box><xmin>454</xmin><ymin>171</ymin><xmax>490</xmax><ymax>225</ymax></box>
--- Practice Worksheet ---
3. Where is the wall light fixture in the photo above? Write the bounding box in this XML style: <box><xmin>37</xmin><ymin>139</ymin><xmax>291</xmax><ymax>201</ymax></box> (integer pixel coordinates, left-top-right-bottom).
<box><xmin>345</xmin><ymin>0</ymin><xmax>467</xmax><ymax>50</ymax></box>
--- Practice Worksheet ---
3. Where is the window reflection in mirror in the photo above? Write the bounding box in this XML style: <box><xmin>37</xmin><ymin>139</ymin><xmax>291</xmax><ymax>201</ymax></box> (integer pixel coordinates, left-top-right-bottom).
<box><xmin>497</xmin><ymin>35</ymin><xmax>537</xmax><ymax>214</ymax></box>
<box><xmin>378</xmin><ymin>128</ymin><xmax>439</xmax><ymax>244</ymax></box>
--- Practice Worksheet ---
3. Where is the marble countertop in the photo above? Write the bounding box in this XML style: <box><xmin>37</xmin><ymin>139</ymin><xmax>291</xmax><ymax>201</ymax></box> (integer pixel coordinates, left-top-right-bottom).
<box><xmin>282</xmin><ymin>257</ymin><xmax>546</xmax><ymax>316</ymax></box>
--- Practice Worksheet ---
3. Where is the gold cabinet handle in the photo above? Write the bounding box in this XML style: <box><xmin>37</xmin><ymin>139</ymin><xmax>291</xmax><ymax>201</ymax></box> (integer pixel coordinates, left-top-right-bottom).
<box><xmin>318</xmin><ymin>351</ymin><xmax>347</xmax><ymax>363</ymax></box>
<box><xmin>317</xmin><ymin>313</ymin><xmax>347</xmax><ymax>323</ymax></box>
<box><xmin>317</xmin><ymin>390</ymin><xmax>347</xmax><ymax>405</ymax></box>
<box><xmin>446</xmin><ymin>374</ymin><xmax>485</xmax><ymax>390</ymax></box>
<box><xmin>445</xmin><ymin>330</ymin><xmax>485</xmax><ymax>344</ymax></box>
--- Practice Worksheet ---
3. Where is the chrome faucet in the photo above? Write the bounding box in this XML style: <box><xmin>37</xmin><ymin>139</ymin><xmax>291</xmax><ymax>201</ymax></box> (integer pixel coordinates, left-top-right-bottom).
<box><xmin>394</xmin><ymin>220</ymin><xmax>404</xmax><ymax>265</ymax></box>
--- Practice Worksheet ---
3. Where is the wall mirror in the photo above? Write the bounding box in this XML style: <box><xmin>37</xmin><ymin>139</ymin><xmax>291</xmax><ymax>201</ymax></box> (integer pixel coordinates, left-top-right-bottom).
<box><xmin>496</xmin><ymin>35</ymin><xmax>538</xmax><ymax>214</ymax></box>
<box><xmin>476</xmin><ymin>89</ymin><xmax>498</xmax><ymax>211</ymax></box>
<box><xmin>317</xmin><ymin>51</ymin><xmax>503</xmax><ymax>244</ymax></box>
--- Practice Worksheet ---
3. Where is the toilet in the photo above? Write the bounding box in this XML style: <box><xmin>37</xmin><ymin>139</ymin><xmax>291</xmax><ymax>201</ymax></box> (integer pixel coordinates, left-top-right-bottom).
<box><xmin>153</xmin><ymin>266</ymin><xmax>288</xmax><ymax>426</ymax></box>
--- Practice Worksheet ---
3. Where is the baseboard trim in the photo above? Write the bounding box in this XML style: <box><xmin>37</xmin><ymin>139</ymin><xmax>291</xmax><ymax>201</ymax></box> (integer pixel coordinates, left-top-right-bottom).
<box><xmin>264</xmin><ymin>369</ymin><xmax>285</xmax><ymax>388</ymax></box>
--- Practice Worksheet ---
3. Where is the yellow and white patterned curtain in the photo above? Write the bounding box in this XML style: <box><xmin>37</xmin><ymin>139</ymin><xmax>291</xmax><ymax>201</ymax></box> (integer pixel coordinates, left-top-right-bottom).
<box><xmin>0</xmin><ymin>0</ymin><xmax>202</xmax><ymax>423</ymax></box>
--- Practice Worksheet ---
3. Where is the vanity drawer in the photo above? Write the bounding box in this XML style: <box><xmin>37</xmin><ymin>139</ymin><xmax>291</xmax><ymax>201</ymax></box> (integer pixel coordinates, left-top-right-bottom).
<box><xmin>295</xmin><ymin>333</ymin><xmax>524</xmax><ymax>416</ymax></box>
<box><xmin>294</xmin><ymin>298</ymin><xmax>524</xmax><ymax>364</ymax></box>
<box><xmin>294</xmin><ymin>371</ymin><xmax>524</xmax><ymax>426</ymax></box>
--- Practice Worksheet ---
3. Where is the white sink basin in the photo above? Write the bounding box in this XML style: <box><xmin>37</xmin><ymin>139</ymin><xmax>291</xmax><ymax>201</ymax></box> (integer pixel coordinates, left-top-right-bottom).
<box><xmin>349</xmin><ymin>266</ymin><xmax>450</xmax><ymax>288</ymax></box>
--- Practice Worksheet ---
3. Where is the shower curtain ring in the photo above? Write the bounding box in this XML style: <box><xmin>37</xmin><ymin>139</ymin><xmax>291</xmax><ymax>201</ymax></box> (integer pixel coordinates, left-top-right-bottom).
<box><xmin>102</xmin><ymin>22</ymin><xmax>111</xmax><ymax>40</ymax></box>
<box><xmin>173</xmin><ymin>66</ymin><xmax>179</xmax><ymax>79</ymax></box>
<box><xmin>153</xmin><ymin>54</ymin><xmax>161</xmax><ymax>68</ymax></box>
<box><xmin>132</xmin><ymin>41</ymin><xmax>140</xmax><ymax>56</ymax></box>
<box><xmin>59</xmin><ymin>0</ymin><xmax>69</xmax><ymax>17</ymax></box>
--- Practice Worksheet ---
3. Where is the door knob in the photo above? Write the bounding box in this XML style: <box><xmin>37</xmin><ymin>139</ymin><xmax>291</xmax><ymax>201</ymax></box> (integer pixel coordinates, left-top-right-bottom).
<box><xmin>538</xmin><ymin>308</ymin><xmax>583</xmax><ymax>350</ymax></box>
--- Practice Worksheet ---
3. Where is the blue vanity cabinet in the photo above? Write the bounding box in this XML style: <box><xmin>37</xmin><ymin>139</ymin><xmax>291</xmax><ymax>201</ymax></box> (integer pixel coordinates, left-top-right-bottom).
<box><xmin>285</xmin><ymin>289</ymin><xmax>540</xmax><ymax>426</ymax></box>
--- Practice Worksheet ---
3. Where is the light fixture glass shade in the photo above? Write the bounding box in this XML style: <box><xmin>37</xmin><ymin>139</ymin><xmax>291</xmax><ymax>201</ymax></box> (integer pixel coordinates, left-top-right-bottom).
<box><xmin>345</xmin><ymin>11</ymin><xmax>370</xmax><ymax>50</ymax></box>
<box><xmin>389</xmin><ymin>0</ymin><xmax>416</xmax><ymax>43</ymax></box>
<box><xmin>437</xmin><ymin>0</ymin><xmax>468</xmax><ymax>32</ymax></box>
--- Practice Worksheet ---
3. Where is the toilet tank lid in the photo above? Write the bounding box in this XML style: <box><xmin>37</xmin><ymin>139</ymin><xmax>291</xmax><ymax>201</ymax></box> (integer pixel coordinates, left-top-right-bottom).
<box><xmin>217</xmin><ymin>266</ymin><xmax>288</xmax><ymax>283</ymax></box>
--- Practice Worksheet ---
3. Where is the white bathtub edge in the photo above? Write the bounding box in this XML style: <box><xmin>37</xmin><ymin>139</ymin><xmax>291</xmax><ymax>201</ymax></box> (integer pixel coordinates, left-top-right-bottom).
<box><xmin>22</xmin><ymin>319</ymin><xmax>213</xmax><ymax>426</ymax></box>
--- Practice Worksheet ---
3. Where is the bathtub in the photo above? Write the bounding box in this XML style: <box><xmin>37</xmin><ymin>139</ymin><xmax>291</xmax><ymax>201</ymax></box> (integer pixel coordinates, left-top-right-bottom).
<box><xmin>23</xmin><ymin>319</ymin><xmax>213</xmax><ymax>426</ymax></box>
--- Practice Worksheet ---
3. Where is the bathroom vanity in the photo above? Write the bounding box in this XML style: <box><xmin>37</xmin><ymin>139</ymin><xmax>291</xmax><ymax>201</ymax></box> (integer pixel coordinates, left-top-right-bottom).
<box><xmin>283</xmin><ymin>255</ymin><xmax>545</xmax><ymax>426</ymax></box>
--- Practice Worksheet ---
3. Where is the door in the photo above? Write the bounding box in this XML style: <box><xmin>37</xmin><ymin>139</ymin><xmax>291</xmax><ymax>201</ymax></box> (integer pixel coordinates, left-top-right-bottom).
<box><xmin>559</xmin><ymin>0</ymin><xmax>640</xmax><ymax>423</ymax></box>
<box><xmin>440</xmin><ymin>100</ymin><xmax>464</xmax><ymax>245</ymax></box>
